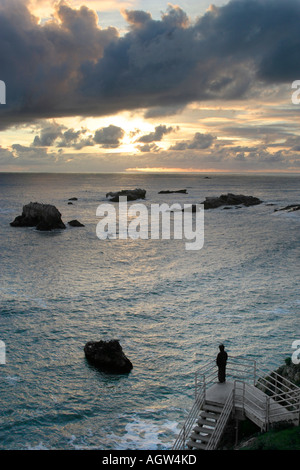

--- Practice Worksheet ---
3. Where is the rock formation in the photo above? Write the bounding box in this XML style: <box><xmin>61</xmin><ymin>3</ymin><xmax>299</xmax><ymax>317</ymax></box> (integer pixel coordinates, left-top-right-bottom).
<box><xmin>10</xmin><ymin>202</ymin><xmax>66</xmax><ymax>231</ymax></box>
<box><xmin>158</xmin><ymin>189</ymin><xmax>187</xmax><ymax>194</ymax></box>
<box><xmin>106</xmin><ymin>188</ymin><xmax>146</xmax><ymax>202</ymax></box>
<box><xmin>68</xmin><ymin>220</ymin><xmax>85</xmax><ymax>227</ymax></box>
<box><xmin>201</xmin><ymin>193</ymin><xmax>263</xmax><ymax>209</ymax></box>
<box><xmin>274</xmin><ymin>204</ymin><xmax>300</xmax><ymax>213</ymax></box>
<box><xmin>84</xmin><ymin>339</ymin><xmax>133</xmax><ymax>374</ymax></box>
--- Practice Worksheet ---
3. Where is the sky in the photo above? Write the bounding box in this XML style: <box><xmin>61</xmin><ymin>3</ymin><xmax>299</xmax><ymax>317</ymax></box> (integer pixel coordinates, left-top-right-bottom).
<box><xmin>0</xmin><ymin>0</ymin><xmax>300</xmax><ymax>173</ymax></box>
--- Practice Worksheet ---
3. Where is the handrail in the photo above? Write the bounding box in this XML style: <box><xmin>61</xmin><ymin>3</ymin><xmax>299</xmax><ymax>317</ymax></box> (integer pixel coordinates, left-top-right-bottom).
<box><xmin>173</xmin><ymin>357</ymin><xmax>300</xmax><ymax>450</ymax></box>
<box><xmin>172</xmin><ymin>392</ymin><xmax>204</xmax><ymax>450</ymax></box>
<box><xmin>206</xmin><ymin>389</ymin><xmax>234</xmax><ymax>450</ymax></box>
<box><xmin>234</xmin><ymin>379</ymin><xmax>300</xmax><ymax>430</ymax></box>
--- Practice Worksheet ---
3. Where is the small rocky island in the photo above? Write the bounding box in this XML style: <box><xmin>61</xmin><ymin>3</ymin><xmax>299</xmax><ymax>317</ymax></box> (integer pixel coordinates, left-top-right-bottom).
<box><xmin>10</xmin><ymin>202</ymin><xmax>66</xmax><ymax>231</ymax></box>
<box><xmin>201</xmin><ymin>193</ymin><xmax>263</xmax><ymax>209</ymax></box>
<box><xmin>182</xmin><ymin>193</ymin><xmax>263</xmax><ymax>212</ymax></box>
<box><xmin>158</xmin><ymin>189</ymin><xmax>187</xmax><ymax>194</ymax></box>
<box><xmin>106</xmin><ymin>188</ymin><xmax>146</xmax><ymax>202</ymax></box>
<box><xmin>84</xmin><ymin>339</ymin><xmax>133</xmax><ymax>374</ymax></box>
<box><xmin>68</xmin><ymin>220</ymin><xmax>85</xmax><ymax>227</ymax></box>
<box><xmin>274</xmin><ymin>204</ymin><xmax>300</xmax><ymax>213</ymax></box>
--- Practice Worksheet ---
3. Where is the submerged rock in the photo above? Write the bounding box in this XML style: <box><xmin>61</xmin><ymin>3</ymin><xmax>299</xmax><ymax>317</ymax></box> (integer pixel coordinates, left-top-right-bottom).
<box><xmin>10</xmin><ymin>202</ymin><xmax>66</xmax><ymax>231</ymax></box>
<box><xmin>201</xmin><ymin>193</ymin><xmax>263</xmax><ymax>209</ymax></box>
<box><xmin>274</xmin><ymin>204</ymin><xmax>300</xmax><ymax>213</ymax></box>
<box><xmin>158</xmin><ymin>189</ymin><xmax>187</xmax><ymax>194</ymax></box>
<box><xmin>68</xmin><ymin>197</ymin><xmax>78</xmax><ymax>201</ymax></box>
<box><xmin>84</xmin><ymin>339</ymin><xmax>133</xmax><ymax>374</ymax></box>
<box><xmin>68</xmin><ymin>220</ymin><xmax>85</xmax><ymax>227</ymax></box>
<box><xmin>106</xmin><ymin>188</ymin><xmax>146</xmax><ymax>202</ymax></box>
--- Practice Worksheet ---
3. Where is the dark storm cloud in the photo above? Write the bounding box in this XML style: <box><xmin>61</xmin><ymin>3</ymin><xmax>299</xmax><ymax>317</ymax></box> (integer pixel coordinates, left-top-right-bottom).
<box><xmin>1</xmin><ymin>0</ymin><xmax>300</xmax><ymax>127</ymax></box>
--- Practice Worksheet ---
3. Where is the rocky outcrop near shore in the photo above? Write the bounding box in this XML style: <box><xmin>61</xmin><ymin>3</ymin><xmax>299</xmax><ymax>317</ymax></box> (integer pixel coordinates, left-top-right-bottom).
<box><xmin>84</xmin><ymin>339</ymin><xmax>133</xmax><ymax>374</ymax></box>
<box><xmin>201</xmin><ymin>193</ymin><xmax>263</xmax><ymax>209</ymax></box>
<box><xmin>10</xmin><ymin>202</ymin><xmax>66</xmax><ymax>231</ymax></box>
<box><xmin>274</xmin><ymin>358</ymin><xmax>300</xmax><ymax>386</ymax></box>
<box><xmin>158</xmin><ymin>189</ymin><xmax>187</xmax><ymax>194</ymax></box>
<box><xmin>256</xmin><ymin>358</ymin><xmax>300</xmax><ymax>397</ymax></box>
<box><xmin>68</xmin><ymin>220</ymin><xmax>85</xmax><ymax>227</ymax></box>
<box><xmin>106</xmin><ymin>188</ymin><xmax>146</xmax><ymax>202</ymax></box>
<box><xmin>274</xmin><ymin>204</ymin><xmax>300</xmax><ymax>213</ymax></box>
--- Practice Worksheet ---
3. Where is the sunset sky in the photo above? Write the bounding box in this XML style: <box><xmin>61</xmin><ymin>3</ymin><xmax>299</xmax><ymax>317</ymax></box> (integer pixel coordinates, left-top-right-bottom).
<box><xmin>0</xmin><ymin>0</ymin><xmax>300</xmax><ymax>173</ymax></box>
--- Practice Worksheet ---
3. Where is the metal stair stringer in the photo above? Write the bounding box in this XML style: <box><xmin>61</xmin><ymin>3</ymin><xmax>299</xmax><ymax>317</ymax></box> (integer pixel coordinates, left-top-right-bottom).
<box><xmin>187</xmin><ymin>401</ymin><xmax>224</xmax><ymax>450</ymax></box>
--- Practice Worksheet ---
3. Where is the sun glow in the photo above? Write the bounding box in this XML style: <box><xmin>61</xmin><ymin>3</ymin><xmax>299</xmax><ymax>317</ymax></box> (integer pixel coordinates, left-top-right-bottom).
<box><xmin>125</xmin><ymin>167</ymin><xmax>226</xmax><ymax>173</ymax></box>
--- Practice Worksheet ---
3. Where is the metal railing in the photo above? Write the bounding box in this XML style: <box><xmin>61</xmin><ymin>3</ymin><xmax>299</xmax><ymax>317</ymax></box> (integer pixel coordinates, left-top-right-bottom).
<box><xmin>172</xmin><ymin>393</ymin><xmax>204</xmax><ymax>450</ymax></box>
<box><xmin>194</xmin><ymin>356</ymin><xmax>257</xmax><ymax>399</ymax></box>
<box><xmin>173</xmin><ymin>356</ymin><xmax>300</xmax><ymax>450</ymax></box>
<box><xmin>234</xmin><ymin>378</ymin><xmax>300</xmax><ymax>431</ymax></box>
<box><xmin>206</xmin><ymin>389</ymin><xmax>234</xmax><ymax>450</ymax></box>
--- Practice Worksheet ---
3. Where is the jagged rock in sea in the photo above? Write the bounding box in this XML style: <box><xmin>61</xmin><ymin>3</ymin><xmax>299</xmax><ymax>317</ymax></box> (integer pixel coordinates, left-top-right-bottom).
<box><xmin>158</xmin><ymin>189</ymin><xmax>187</xmax><ymax>194</ymax></box>
<box><xmin>68</xmin><ymin>220</ymin><xmax>85</xmax><ymax>227</ymax></box>
<box><xmin>68</xmin><ymin>197</ymin><xmax>78</xmax><ymax>201</ymax></box>
<box><xmin>84</xmin><ymin>339</ymin><xmax>133</xmax><ymax>374</ymax></box>
<box><xmin>274</xmin><ymin>204</ymin><xmax>300</xmax><ymax>213</ymax></box>
<box><xmin>10</xmin><ymin>202</ymin><xmax>66</xmax><ymax>231</ymax></box>
<box><xmin>201</xmin><ymin>193</ymin><xmax>263</xmax><ymax>209</ymax></box>
<box><xmin>106</xmin><ymin>188</ymin><xmax>146</xmax><ymax>202</ymax></box>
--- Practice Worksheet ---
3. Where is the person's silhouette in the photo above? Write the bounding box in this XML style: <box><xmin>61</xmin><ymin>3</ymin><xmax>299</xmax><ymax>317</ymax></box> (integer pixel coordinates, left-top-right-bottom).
<box><xmin>216</xmin><ymin>344</ymin><xmax>228</xmax><ymax>383</ymax></box>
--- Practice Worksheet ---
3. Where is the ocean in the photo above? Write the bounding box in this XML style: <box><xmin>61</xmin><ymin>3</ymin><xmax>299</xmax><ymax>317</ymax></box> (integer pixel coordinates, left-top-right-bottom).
<box><xmin>0</xmin><ymin>172</ymin><xmax>299</xmax><ymax>450</ymax></box>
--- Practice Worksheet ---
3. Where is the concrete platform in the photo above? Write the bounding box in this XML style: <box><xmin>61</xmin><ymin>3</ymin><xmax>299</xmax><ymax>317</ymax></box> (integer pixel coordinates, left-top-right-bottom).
<box><xmin>204</xmin><ymin>381</ymin><xmax>298</xmax><ymax>429</ymax></box>
<box><xmin>205</xmin><ymin>382</ymin><xmax>234</xmax><ymax>405</ymax></box>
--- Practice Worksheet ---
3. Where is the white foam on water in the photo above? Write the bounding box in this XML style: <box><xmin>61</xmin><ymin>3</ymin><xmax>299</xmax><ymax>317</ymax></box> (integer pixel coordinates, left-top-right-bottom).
<box><xmin>4</xmin><ymin>375</ymin><xmax>20</xmax><ymax>385</ymax></box>
<box><xmin>108</xmin><ymin>415</ymin><xmax>179</xmax><ymax>450</ymax></box>
<box><xmin>26</xmin><ymin>442</ymin><xmax>49</xmax><ymax>450</ymax></box>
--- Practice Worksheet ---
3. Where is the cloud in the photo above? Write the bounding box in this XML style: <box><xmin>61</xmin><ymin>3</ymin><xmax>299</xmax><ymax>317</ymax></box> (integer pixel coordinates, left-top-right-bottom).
<box><xmin>1</xmin><ymin>0</ymin><xmax>300</xmax><ymax>129</ymax></box>
<box><xmin>93</xmin><ymin>124</ymin><xmax>125</xmax><ymax>148</ymax></box>
<box><xmin>30</xmin><ymin>121</ymin><xmax>125</xmax><ymax>149</ymax></box>
<box><xmin>137</xmin><ymin>143</ymin><xmax>160</xmax><ymax>153</ymax></box>
<box><xmin>137</xmin><ymin>125</ymin><xmax>175</xmax><ymax>143</ymax></box>
<box><xmin>32</xmin><ymin>122</ymin><xmax>66</xmax><ymax>147</ymax></box>
<box><xmin>170</xmin><ymin>132</ymin><xmax>215</xmax><ymax>150</ymax></box>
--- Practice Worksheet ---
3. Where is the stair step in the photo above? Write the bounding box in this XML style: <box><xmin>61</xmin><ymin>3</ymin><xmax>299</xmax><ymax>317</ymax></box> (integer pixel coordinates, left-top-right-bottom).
<box><xmin>193</xmin><ymin>424</ymin><xmax>214</xmax><ymax>434</ymax></box>
<box><xmin>190</xmin><ymin>432</ymin><xmax>211</xmax><ymax>442</ymax></box>
<box><xmin>197</xmin><ymin>412</ymin><xmax>218</xmax><ymax>426</ymax></box>
<box><xmin>187</xmin><ymin>440</ymin><xmax>207</xmax><ymax>450</ymax></box>
<box><xmin>203</xmin><ymin>404</ymin><xmax>223</xmax><ymax>414</ymax></box>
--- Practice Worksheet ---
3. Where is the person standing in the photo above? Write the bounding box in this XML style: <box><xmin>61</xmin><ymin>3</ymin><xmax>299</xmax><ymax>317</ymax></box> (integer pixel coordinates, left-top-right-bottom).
<box><xmin>216</xmin><ymin>344</ymin><xmax>228</xmax><ymax>383</ymax></box>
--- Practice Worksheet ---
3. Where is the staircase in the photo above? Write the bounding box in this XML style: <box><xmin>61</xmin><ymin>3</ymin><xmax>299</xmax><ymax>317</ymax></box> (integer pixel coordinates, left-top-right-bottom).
<box><xmin>187</xmin><ymin>402</ymin><xmax>223</xmax><ymax>450</ymax></box>
<box><xmin>172</xmin><ymin>357</ymin><xmax>300</xmax><ymax>450</ymax></box>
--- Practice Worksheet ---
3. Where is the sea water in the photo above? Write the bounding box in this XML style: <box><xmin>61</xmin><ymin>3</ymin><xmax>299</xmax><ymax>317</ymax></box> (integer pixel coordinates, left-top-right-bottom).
<box><xmin>0</xmin><ymin>172</ymin><xmax>299</xmax><ymax>450</ymax></box>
